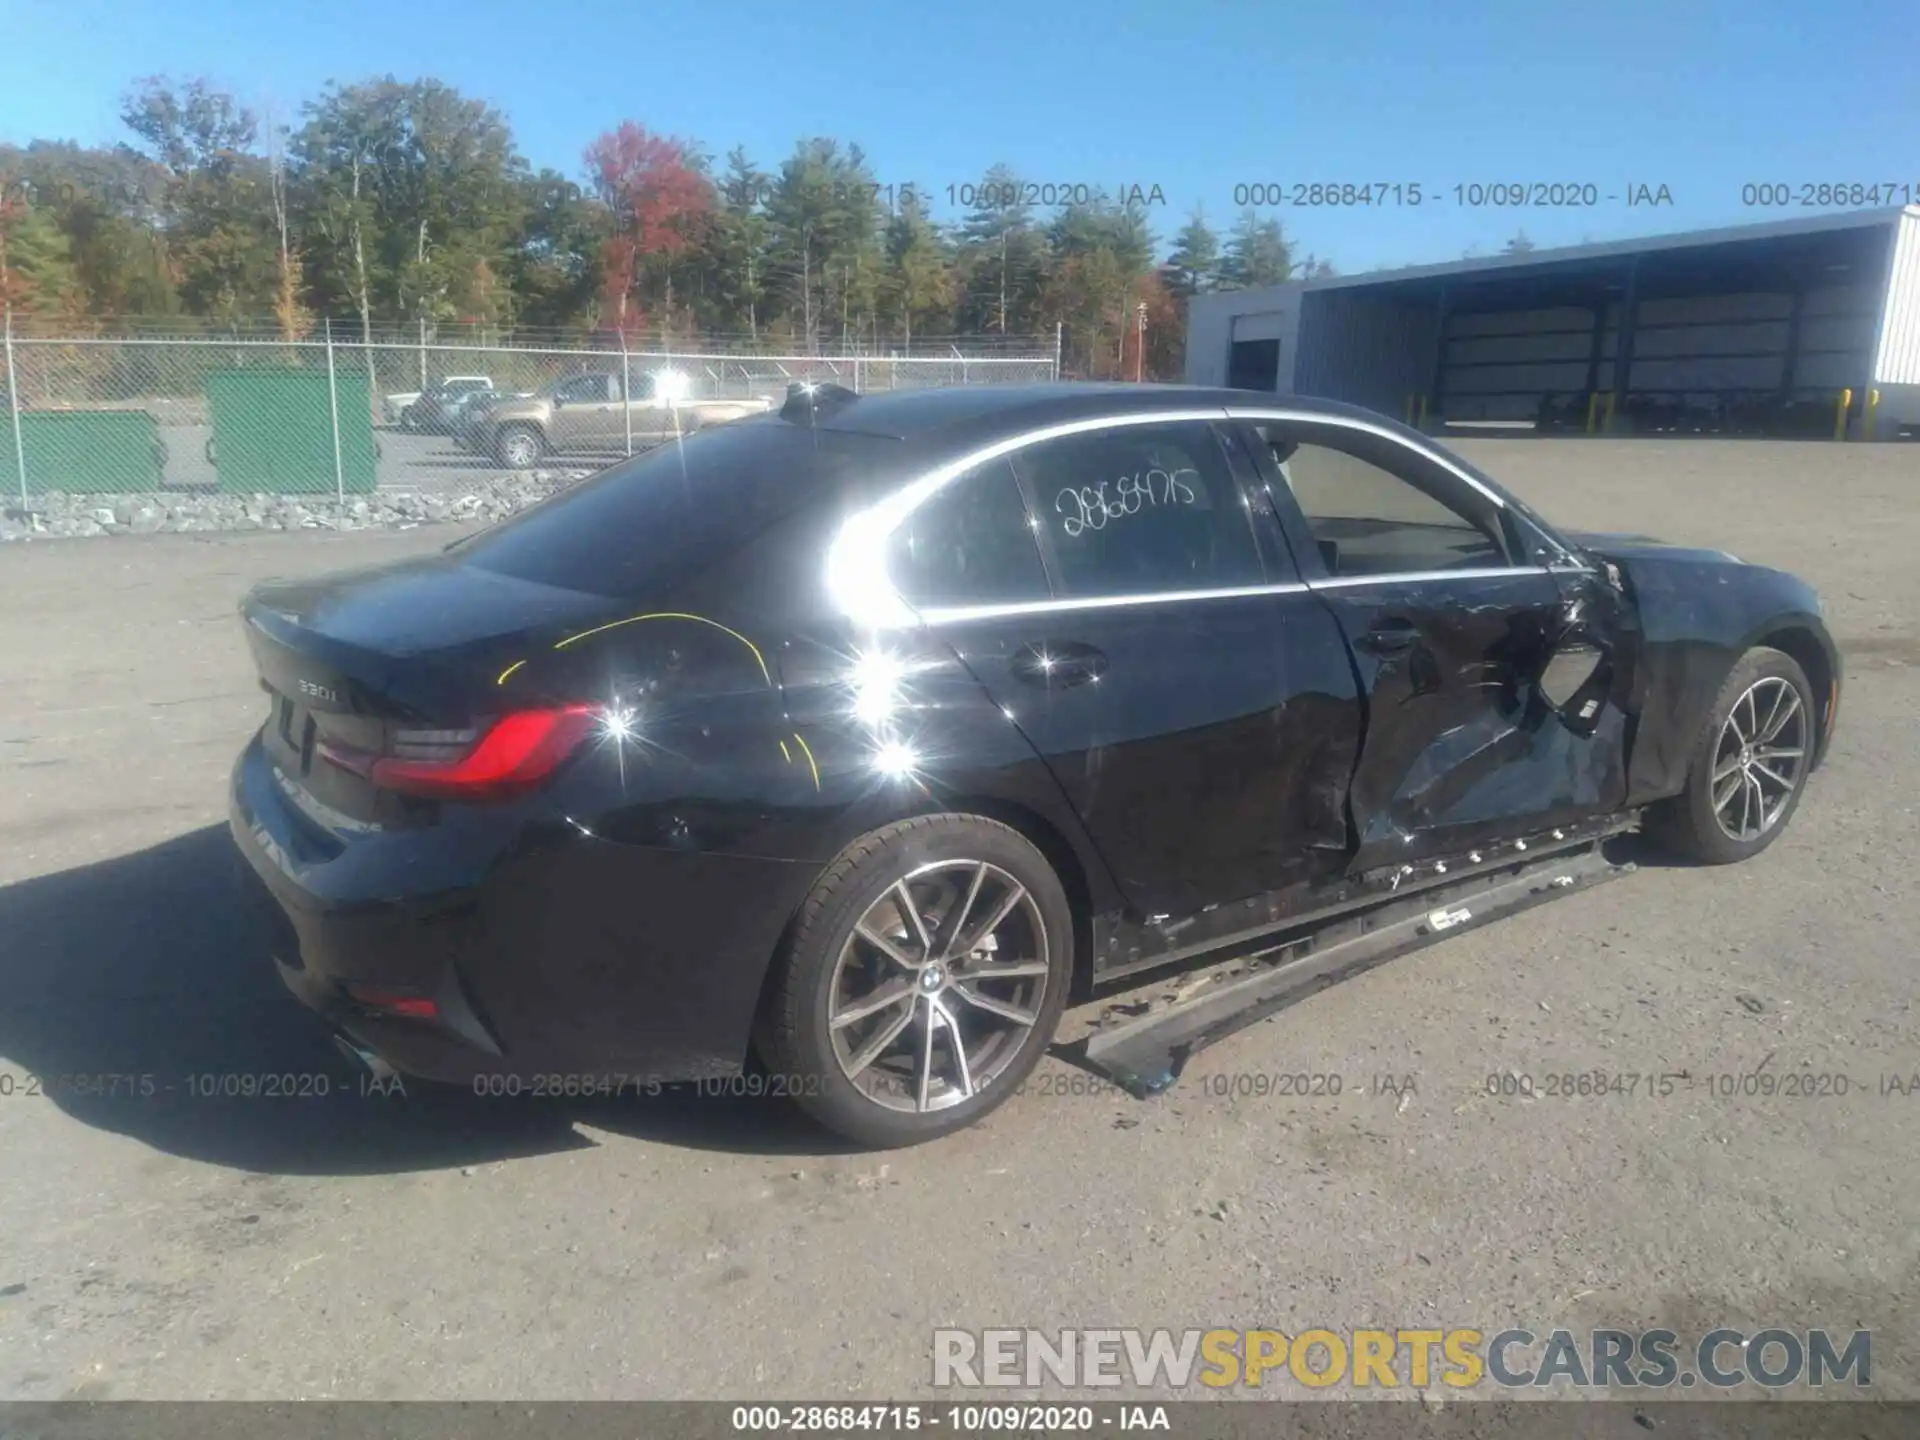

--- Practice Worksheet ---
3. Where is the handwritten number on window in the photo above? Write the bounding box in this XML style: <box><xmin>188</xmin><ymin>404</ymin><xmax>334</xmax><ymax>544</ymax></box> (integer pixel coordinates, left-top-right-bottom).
<box><xmin>1054</xmin><ymin>468</ymin><xmax>1199</xmax><ymax>539</ymax></box>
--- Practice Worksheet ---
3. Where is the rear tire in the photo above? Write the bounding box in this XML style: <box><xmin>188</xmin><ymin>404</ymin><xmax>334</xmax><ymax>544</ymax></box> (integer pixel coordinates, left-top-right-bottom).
<box><xmin>755</xmin><ymin>815</ymin><xmax>1073</xmax><ymax>1148</ymax></box>
<box><xmin>1645</xmin><ymin>646</ymin><xmax>1815</xmax><ymax>865</ymax></box>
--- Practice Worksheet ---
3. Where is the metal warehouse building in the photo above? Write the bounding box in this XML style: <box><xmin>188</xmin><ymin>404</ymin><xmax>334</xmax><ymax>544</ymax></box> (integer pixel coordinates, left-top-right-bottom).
<box><xmin>1185</xmin><ymin>206</ymin><xmax>1920</xmax><ymax>439</ymax></box>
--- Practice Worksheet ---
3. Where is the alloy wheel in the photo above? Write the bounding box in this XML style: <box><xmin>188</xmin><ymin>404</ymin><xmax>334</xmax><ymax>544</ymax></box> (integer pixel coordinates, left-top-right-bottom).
<box><xmin>1710</xmin><ymin>675</ymin><xmax>1808</xmax><ymax>842</ymax></box>
<box><xmin>826</xmin><ymin>860</ymin><xmax>1050</xmax><ymax>1113</ymax></box>
<box><xmin>501</xmin><ymin>430</ymin><xmax>539</xmax><ymax>468</ymax></box>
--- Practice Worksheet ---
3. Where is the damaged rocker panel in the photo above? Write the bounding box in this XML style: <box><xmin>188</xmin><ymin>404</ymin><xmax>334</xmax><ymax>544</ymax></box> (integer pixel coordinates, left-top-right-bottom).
<box><xmin>1088</xmin><ymin>809</ymin><xmax>1635</xmax><ymax>987</ymax></box>
<box><xmin>1081</xmin><ymin>822</ymin><xmax>1637</xmax><ymax>1098</ymax></box>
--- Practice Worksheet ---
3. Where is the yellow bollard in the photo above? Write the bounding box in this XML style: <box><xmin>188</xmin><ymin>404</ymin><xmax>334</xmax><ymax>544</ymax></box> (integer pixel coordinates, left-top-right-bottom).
<box><xmin>1404</xmin><ymin>393</ymin><xmax>1416</xmax><ymax>425</ymax></box>
<box><xmin>1418</xmin><ymin>394</ymin><xmax>1429</xmax><ymax>429</ymax></box>
<box><xmin>1834</xmin><ymin>388</ymin><xmax>1853</xmax><ymax>440</ymax></box>
<box><xmin>1585</xmin><ymin>392</ymin><xmax>1602</xmax><ymax>434</ymax></box>
<box><xmin>1865</xmin><ymin>387</ymin><xmax>1881</xmax><ymax>440</ymax></box>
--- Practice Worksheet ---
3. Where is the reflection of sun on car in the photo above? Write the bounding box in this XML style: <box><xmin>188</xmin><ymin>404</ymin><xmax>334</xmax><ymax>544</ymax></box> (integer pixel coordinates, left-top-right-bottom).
<box><xmin>455</xmin><ymin>367</ymin><xmax>773</xmax><ymax>468</ymax></box>
<box><xmin>230</xmin><ymin>381</ymin><xmax>1841</xmax><ymax>1149</ymax></box>
<box><xmin>396</xmin><ymin>376</ymin><xmax>496</xmax><ymax>433</ymax></box>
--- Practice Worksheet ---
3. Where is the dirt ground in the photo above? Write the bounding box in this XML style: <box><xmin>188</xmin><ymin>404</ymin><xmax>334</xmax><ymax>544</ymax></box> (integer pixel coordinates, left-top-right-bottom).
<box><xmin>0</xmin><ymin>437</ymin><xmax>1915</xmax><ymax>1403</ymax></box>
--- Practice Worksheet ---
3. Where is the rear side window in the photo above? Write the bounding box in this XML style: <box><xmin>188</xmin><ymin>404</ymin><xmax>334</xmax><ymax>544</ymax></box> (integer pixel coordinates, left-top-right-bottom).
<box><xmin>1015</xmin><ymin>422</ymin><xmax>1265</xmax><ymax>597</ymax></box>
<box><xmin>887</xmin><ymin>458</ymin><xmax>1050</xmax><ymax>608</ymax></box>
<box><xmin>452</xmin><ymin>419</ymin><xmax>892</xmax><ymax>597</ymax></box>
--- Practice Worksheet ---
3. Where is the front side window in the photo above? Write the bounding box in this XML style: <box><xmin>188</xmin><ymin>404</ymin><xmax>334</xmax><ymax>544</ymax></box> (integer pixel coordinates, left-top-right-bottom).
<box><xmin>1257</xmin><ymin>426</ymin><xmax>1506</xmax><ymax>577</ymax></box>
<box><xmin>1014</xmin><ymin>422</ymin><xmax>1264</xmax><ymax>597</ymax></box>
<box><xmin>887</xmin><ymin>458</ymin><xmax>1050</xmax><ymax>608</ymax></box>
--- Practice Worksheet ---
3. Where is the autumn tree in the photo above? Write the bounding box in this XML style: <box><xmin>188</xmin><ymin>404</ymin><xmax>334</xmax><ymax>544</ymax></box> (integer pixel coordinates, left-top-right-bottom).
<box><xmin>585</xmin><ymin>122</ymin><xmax>713</xmax><ymax>340</ymax></box>
<box><xmin>1119</xmin><ymin>269</ymin><xmax>1182</xmax><ymax>381</ymax></box>
<box><xmin>120</xmin><ymin>77</ymin><xmax>279</xmax><ymax>328</ymax></box>
<box><xmin>262</xmin><ymin>114</ymin><xmax>311</xmax><ymax>339</ymax></box>
<box><xmin>0</xmin><ymin>79</ymin><xmax>1363</xmax><ymax>380</ymax></box>
<box><xmin>0</xmin><ymin>195</ymin><xmax>84</xmax><ymax>322</ymax></box>
<box><xmin>0</xmin><ymin>141</ymin><xmax>176</xmax><ymax>321</ymax></box>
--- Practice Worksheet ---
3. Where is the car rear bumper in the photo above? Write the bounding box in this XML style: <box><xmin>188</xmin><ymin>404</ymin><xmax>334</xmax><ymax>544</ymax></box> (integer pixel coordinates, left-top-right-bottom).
<box><xmin>228</xmin><ymin>735</ymin><xmax>819</xmax><ymax>1087</ymax></box>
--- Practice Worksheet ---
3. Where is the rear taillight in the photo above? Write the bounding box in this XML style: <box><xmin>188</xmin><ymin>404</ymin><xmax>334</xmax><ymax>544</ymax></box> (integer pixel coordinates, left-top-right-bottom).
<box><xmin>322</xmin><ymin>705</ymin><xmax>600</xmax><ymax>800</ymax></box>
<box><xmin>344</xmin><ymin>984</ymin><xmax>439</xmax><ymax>1019</ymax></box>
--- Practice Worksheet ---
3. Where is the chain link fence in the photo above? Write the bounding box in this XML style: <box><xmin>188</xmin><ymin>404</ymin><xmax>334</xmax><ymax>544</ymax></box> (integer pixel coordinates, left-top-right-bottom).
<box><xmin>1</xmin><ymin>326</ymin><xmax>1062</xmax><ymax>505</ymax></box>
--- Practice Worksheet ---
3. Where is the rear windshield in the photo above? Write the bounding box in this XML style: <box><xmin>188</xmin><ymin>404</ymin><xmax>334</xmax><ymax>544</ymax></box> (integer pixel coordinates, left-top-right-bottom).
<box><xmin>449</xmin><ymin>418</ymin><xmax>899</xmax><ymax>597</ymax></box>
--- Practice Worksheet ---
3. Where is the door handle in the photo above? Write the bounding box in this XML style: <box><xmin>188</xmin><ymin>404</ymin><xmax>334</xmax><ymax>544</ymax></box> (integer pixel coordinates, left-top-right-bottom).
<box><xmin>1010</xmin><ymin>641</ymin><xmax>1108</xmax><ymax>689</ymax></box>
<box><xmin>1356</xmin><ymin>618</ymin><xmax>1420</xmax><ymax>655</ymax></box>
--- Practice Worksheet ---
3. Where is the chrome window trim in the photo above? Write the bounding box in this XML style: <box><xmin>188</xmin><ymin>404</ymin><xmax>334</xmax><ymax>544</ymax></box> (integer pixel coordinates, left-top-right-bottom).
<box><xmin>916</xmin><ymin>568</ymin><xmax>1556</xmax><ymax>625</ymax></box>
<box><xmin>1306</xmin><ymin>564</ymin><xmax>1552</xmax><ymax>589</ymax></box>
<box><xmin>920</xmin><ymin>581</ymin><xmax>1312</xmax><ymax>626</ymax></box>
<box><xmin>1223</xmin><ymin>406</ymin><xmax>1510</xmax><ymax>509</ymax></box>
<box><xmin>825</xmin><ymin>405</ymin><xmax>1593</xmax><ymax>630</ymax></box>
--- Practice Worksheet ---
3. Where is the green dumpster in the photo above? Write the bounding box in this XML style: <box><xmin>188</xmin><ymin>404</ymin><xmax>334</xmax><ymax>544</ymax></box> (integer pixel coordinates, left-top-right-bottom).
<box><xmin>0</xmin><ymin>410</ymin><xmax>167</xmax><ymax>495</ymax></box>
<box><xmin>205</xmin><ymin>369</ymin><xmax>376</xmax><ymax>495</ymax></box>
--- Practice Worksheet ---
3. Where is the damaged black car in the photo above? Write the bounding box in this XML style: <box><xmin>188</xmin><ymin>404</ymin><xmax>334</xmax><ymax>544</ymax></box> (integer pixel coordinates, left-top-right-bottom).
<box><xmin>229</xmin><ymin>383</ymin><xmax>1841</xmax><ymax>1146</ymax></box>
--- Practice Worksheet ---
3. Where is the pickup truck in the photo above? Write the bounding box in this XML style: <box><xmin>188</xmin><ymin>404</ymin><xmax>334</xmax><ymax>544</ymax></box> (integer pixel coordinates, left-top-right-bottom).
<box><xmin>382</xmin><ymin>374</ymin><xmax>492</xmax><ymax>427</ymax></box>
<box><xmin>460</xmin><ymin>371</ymin><xmax>774</xmax><ymax>468</ymax></box>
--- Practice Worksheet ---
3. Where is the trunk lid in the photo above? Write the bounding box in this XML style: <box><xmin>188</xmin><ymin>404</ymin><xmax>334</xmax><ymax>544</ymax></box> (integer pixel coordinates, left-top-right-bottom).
<box><xmin>241</xmin><ymin>557</ymin><xmax>622</xmax><ymax>830</ymax></box>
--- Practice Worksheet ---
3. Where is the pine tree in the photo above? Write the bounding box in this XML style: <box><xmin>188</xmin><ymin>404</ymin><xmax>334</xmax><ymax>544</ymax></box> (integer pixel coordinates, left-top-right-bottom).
<box><xmin>1165</xmin><ymin>210</ymin><xmax>1221</xmax><ymax>297</ymax></box>
<box><xmin>1219</xmin><ymin>209</ymin><xmax>1293</xmax><ymax>290</ymax></box>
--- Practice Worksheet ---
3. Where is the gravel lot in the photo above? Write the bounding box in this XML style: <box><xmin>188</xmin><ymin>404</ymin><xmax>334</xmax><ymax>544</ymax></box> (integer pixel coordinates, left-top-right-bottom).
<box><xmin>0</xmin><ymin>438</ymin><xmax>1915</xmax><ymax>1404</ymax></box>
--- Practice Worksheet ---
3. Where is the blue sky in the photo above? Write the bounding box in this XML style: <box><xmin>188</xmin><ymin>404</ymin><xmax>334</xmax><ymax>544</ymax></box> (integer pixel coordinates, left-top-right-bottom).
<box><xmin>5</xmin><ymin>0</ymin><xmax>1918</xmax><ymax>272</ymax></box>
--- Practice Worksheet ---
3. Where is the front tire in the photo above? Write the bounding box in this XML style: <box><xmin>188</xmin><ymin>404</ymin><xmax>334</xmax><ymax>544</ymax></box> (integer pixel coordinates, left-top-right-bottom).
<box><xmin>756</xmin><ymin>815</ymin><xmax>1073</xmax><ymax>1148</ymax></box>
<box><xmin>494</xmin><ymin>424</ymin><xmax>543</xmax><ymax>469</ymax></box>
<box><xmin>1646</xmin><ymin>646</ymin><xmax>1815</xmax><ymax>864</ymax></box>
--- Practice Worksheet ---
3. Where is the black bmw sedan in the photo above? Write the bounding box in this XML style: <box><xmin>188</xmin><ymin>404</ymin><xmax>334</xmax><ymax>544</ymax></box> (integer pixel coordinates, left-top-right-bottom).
<box><xmin>230</xmin><ymin>383</ymin><xmax>1840</xmax><ymax>1146</ymax></box>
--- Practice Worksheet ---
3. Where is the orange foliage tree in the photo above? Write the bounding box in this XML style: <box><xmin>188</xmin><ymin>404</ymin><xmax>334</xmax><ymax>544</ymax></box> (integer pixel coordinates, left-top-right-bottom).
<box><xmin>583</xmin><ymin>123</ymin><xmax>714</xmax><ymax>340</ymax></box>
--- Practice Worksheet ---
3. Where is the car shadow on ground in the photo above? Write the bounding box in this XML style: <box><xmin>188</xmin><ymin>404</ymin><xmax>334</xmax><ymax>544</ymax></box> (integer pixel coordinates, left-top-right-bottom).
<box><xmin>1604</xmin><ymin>829</ymin><xmax>1711</xmax><ymax>870</ymax></box>
<box><xmin>0</xmin><ymin>825</ymin><xmax>861</xmax><ymax>1176</ymax></box>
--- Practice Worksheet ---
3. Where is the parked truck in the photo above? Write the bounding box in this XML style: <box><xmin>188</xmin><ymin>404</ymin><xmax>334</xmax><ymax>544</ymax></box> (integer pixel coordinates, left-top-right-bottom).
<box><xmin>459</xmin><ymin>370</ymin><xmax>774</xmax><ymax>469</ymax></box>
<box><xmin>383</xmin><ymin>374</ymin><xmax>492</xmax><ymax>427</ymax></box>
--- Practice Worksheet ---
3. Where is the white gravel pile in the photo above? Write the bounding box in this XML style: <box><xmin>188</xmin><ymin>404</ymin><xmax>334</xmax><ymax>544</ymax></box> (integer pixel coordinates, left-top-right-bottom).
<box><xmin>0</xmin><ymin>469</ymin><xmax>595</xmax><ymax>541</ymax></box>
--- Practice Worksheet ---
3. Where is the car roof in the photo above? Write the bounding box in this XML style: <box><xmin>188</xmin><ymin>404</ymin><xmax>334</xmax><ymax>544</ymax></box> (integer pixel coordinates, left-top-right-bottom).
<box><xmin>805</xmin><ymin>382</ymin><xmax>1402</xmax><ymax>447</ymax></box>
<box><xmin>765</xmin><ymin>381</ymin><xmax>1537</xmax><ymax>526</ymax></box>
